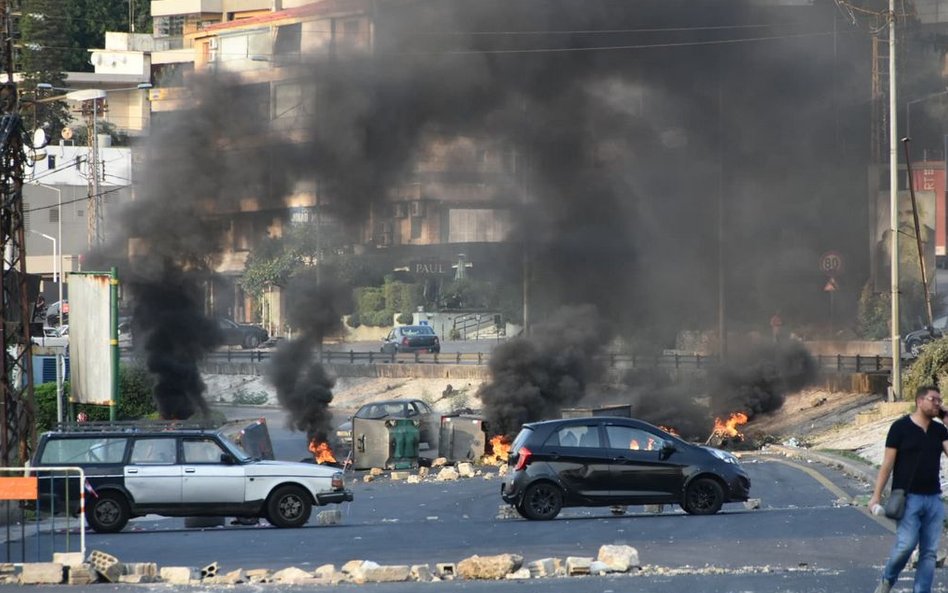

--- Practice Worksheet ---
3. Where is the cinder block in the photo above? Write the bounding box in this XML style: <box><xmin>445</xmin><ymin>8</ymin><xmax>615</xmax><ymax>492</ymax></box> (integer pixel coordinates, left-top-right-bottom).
<box><xmin>411</xmin><ymin>564</ymin><xmax>433</xmax><ymax>582</ymax></box>
<box><xmin>87</xmin><ymin>549</ymin><xmax>123</xmax><ymax>582</ymax></box>
<box><xmin>200</xmin><ymin>562</ymin><xmax>219</xmax><ymax>579</ymax></box>
<box><xmin>52</xmin><ymin>552</ymin><xmax>84</xmax><ymax>567</ymax></box>
<box><xmin>407</xmin><ymin>475</ymin><xmax>422</xmax><ymax>484</ymax></box>
<box><xmin>457</xmin><ymin>462</ymin><xmax>475</xmax><ymax>478</ymax></box>
<box><xmin>159</xmin><ymin>566</ymin><xmax>199</xmax><ymax>585</ymax></box>
<box><xmin>66</xmin><ymin>564</ymin><xmax>98</xmax><ymax>585</ymax></box>
<box><xmin>744</xmin><ymin>498</ymin><xmax>762</xmax><ymax>510</ymax></box>
<box><xmin>317</xmin><ymin>509</ymin><xmax>342</xmax><ymax>525</ymax></box>
<box><xmin>644</xmin><ymin>504</ymin><xmax>664</xmax><ymax>514</ymax></box>
<box><xmin>565</xmin><ymin>557</ymin><xmax>592</xmax><ymax>576</ymax></box>
<box><xmin>19</xmin><ymin>563</ymin><xmax>64</xmax><ymax>585</ymax></box>
<box><xmin>435</xmin><ymin>563</ymin><xmax>456</xmax><ymax>578</ymax></box>
<box><xmin>390</xmin><ymin>471</ymin><xmax>408</xmax><ymax>481</ymax></box>
<box><xmin>124</xmin><ymin>562</ymin><xmax>158</xmax><ymax>577</ymax></box>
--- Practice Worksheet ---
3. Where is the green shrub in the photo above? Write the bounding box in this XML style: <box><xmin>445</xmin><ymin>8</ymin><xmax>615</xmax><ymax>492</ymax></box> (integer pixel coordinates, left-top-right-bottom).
<box><xmin>904</xmin><ymin>338</ymin><xmax>948</xmax><ymax>400</ymax></box>
<box><xmin>354</xmin><ymin>287</ymin><xmax>385</xmax><ymax>312</ymax></box>
<box><xmin>397</xmin><ymin>311</ymin><xmax>414</xmax><ymax>325</ymax></box>
<box><xmin>34</xmin><ymin>362</ymin><xmax>159</xmax><ymax>432</ymax></box>
<box><xmin>233</xmin><ymin>389</ymin><xmax>269</xmax><ymax>406</ymax></box>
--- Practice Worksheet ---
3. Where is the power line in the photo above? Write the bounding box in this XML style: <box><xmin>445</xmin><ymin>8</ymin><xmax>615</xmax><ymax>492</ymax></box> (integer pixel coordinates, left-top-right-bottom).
<box><xmin>24</xmin><ymin>184</ymin><xmax>130</xmax><ymax>214</ymax></box>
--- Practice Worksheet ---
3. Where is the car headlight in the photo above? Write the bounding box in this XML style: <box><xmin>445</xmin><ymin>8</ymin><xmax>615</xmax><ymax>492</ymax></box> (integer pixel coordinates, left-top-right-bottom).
<box><xmin>708</xmin><ymin>448</ymin><xmax>739</xmax><ymax>464</ymax></box>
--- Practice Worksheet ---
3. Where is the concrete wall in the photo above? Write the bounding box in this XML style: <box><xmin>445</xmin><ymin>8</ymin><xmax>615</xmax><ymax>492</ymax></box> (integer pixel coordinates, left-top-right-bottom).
<box><xmin>200</xmin><ymin>360</ymin><xmax>491</xmax><ymax>380</ymax></box>
<box><xmin>803</xmin><ymin>340</ymin><xmax>890</xmax><ymax>356</ymax></box>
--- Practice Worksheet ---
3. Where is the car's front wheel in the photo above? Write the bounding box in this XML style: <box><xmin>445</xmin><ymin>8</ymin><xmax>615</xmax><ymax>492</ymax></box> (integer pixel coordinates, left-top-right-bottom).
<box><xmin>85</xmin><ymin>491</ymin><xmax>130</xmax><ymax>533</ymax></box>
<box><xmin>243</xmin><ymin>334</ymin><xmax>261</xmax><ymax>349</ymax></box>
<box><xmin>267</xmin><ymin>485</ymin><xmax>312</xmax><ymax>528</ymax></box>
<box><xmin>681</xmin><ymin>477</ymin><xmax>724</xmax><ymax>515</ymax></box>
<box><xmin>517</xmin><ymin>482</ymin><xmax>563</xmax><ymax>520</ymax></box>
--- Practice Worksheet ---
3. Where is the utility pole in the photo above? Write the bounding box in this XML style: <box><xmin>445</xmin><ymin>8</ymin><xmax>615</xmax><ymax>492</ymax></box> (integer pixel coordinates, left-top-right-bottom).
<box><xmin>0</xmin><ymin>0</ymin><xmax>36</xmax><ymax>464</ymax></box>
<box><xmin>888</xmin><ymin>0</ymin><xmax>901</xmax><ymax>401</ymax></box>
<box><xmin>86</xmin><ymin>98</ymin><xmax>104</xmax><ymax>248</ymax></box>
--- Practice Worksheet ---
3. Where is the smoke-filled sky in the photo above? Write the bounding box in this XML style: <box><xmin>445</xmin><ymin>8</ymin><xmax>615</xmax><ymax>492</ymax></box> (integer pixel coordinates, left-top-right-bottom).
<box><xmin>93</xmin><ymin>0</ymin><xmax>868</xmax><ymax>421</ymax></box>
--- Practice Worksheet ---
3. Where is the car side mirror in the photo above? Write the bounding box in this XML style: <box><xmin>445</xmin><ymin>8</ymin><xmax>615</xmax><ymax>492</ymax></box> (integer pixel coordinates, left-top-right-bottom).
<box><xmin>659</xmin><ymin>441</ymin><xmax>676</xmax><ymax>460</ymax></box>
<box><xmin>220</xmin><ymin>453</ymin><xmax>236</xmax><ymax>465</ymax></box>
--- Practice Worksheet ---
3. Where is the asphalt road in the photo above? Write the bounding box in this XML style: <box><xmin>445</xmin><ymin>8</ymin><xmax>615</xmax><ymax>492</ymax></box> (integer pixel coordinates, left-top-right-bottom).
<box><xmin>0</xmin><ymin>452</ymin><xmax>909</xmax><ymax>593</ymax></box>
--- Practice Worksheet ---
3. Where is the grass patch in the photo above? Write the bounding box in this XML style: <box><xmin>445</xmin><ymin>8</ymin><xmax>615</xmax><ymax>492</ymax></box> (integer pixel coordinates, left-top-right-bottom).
<box><xmin>816</xmin><ymin>448</ymin><xmax>875</xmax><ymax>466</ymax></box>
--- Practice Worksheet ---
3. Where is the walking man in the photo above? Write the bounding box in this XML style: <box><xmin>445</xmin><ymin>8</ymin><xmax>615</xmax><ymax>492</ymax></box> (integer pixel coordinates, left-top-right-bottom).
<box><xmin>868</xmin><ymin>385</ymin><xmax>948</xmax><ymax>593</ymax></box>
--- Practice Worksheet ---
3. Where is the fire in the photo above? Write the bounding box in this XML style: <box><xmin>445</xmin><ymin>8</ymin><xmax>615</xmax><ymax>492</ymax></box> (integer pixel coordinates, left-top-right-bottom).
<box><xmin>710</xmin><ymin>412</ymin><xmax>749</xmax><ymax>440</ymax></box>
<box><xmin>308</xmin><ymin>439</ymin><xmax>337</xmax><ymax>465</ymax></box>
<box><xmin>484</xmin><ymin>435</ymin><xmax>511</xmax><ymax>465</ymax></box>
<box><xmin>659</xmin><ymin>425</ymin><xmax>679</xmax><ymax>436</ymax></box>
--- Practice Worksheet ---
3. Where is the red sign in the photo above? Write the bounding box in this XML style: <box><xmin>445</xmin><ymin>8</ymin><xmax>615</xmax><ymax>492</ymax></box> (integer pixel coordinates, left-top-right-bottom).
<box><xmin>823</xmin><ymin>277</ymin><xmax>839</xmax><ymax>292</ymax></box>
<box><xmin>912</xmin><ymin>162</ymin><xmax>946</xmax><ymax>256</ymax></box>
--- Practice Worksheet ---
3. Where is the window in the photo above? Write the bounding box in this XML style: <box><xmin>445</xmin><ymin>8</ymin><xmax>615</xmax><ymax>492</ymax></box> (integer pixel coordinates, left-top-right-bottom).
<box><xmin>546</xmin><ymin>425</ymin><xmax>600</xmax><ymax>448</ymax></box>
<box><xmin>410</xmin><ymin>215</ymin><xmax>422</xmax><ymax>240</ymax></box>
<box><xmin>47</xmin><ymin>155</ymin><xmax>56</xmax><ymax>170</ymax></box>
<box><xmin>41</xmin><ymin>437</ymin><xmax>128</xmax><ymax>464</ymax></box>
<box><xmin>49</xmin><ymin>207</ymin><xmax>59</xmax><ymax>224</ymax></box>
<box><xmin>130</xmin><ymin>438</ymin><xmax>176</xmax><ymax>464</ymax></box>
<box><xmin>182</xmin><ymin>439</ymin><xmax>225</xmax><ymax>463</ymax></box>
<box><xmin>605</xmin><ymin>426</ymin><xmax>663</xmax><ymax>452</ymax></box>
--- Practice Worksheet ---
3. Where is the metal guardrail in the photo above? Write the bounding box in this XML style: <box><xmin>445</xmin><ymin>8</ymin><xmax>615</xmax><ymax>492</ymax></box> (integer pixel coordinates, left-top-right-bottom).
<box><xmin>193</xmin><ymin>349</ymin><xmax>895</xmax><ymax>372</ymax></box>
<box><xmin>0</xmin><ymin>466</ymin><xmax>86</xmax><ymax>563</ymax></box>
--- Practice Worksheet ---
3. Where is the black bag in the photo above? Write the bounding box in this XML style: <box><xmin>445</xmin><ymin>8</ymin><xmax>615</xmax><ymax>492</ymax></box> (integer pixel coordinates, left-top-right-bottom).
<box><xmin>884</xmin><ymin>488</ymin><xmax>907</xmax><ymax>520</ymax></box>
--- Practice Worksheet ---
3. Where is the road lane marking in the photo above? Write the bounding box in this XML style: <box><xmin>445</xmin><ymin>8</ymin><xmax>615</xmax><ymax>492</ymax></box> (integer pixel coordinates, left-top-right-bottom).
<box><xmin>751</xmin><ymin>456</ymin><xmax>895</xmax><ymax>533</ymax></box>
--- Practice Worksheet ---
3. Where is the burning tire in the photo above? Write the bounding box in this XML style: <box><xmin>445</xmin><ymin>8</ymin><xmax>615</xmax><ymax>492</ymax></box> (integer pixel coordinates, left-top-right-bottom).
<box><xmin>267</xmin><ymin>485</ymin><xmax>312</xmax><ymax>528</ymax></box>
<box><xmin>86</xmin><ymin>491</ymin><xmax>131</xmax><ymax>533</ymax></box>
<box><xmin>681</xmin><ymin>477</ymin><xmax>724</xmax><ymax>515</ymax></box>
<box><xmin>518</xmin><ymin>482</ymin><xmax>563</xmax><ymax>520</ymax></box>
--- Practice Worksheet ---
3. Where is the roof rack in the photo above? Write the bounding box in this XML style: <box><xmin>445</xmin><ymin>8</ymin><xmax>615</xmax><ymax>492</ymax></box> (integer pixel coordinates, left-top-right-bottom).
<box><xmin>51</xmin><ymin>420</ymin><xmax>219</xmax><ymax>433</ymax></box>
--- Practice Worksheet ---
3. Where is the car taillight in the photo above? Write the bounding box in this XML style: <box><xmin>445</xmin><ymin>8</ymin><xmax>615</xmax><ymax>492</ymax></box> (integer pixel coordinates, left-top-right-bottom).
<box><xmin>331</xmin><ymin>472</ymin><xmax>344</xmax><ymax>490</ymax></box>
<box><xmin>402</xmin><ymin>337</ymin><xmax>410</xmax><ymax>346</ymax></box>
<box><xmin>514</xmin><ymin>447</ymin><xmax>532</xmax><ymax>471</ymax></box>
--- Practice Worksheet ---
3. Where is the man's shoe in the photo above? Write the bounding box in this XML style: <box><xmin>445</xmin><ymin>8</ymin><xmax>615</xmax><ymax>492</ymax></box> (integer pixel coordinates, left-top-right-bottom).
<box><xmin>873</xmin><ymin>579</ymin><xmax>892</xmax><ymax>593</ymax></box>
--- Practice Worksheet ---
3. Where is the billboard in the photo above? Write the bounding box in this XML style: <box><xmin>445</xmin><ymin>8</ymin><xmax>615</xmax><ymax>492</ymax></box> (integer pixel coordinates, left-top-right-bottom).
<box><xmin>68</xmin><ymin>273</ymin><xmax>114</xmax><ymax>405</ymax></box>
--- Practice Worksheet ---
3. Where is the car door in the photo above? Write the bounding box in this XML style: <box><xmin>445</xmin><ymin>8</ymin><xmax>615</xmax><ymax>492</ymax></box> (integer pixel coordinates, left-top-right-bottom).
<box><xmin>604</xmin><ymin>423</ymin><xmax>683</xmax><ymax>502</ymax></box>
<box><xmin>125</xmin><ymin>437</ymin><xmax>182</xmax><ymax>506</ymax></box>
<box><xmin>181</xmin><ymin>437</ymin><xmax>246</xmax><ymax>504</ymax></box>
<box><xmin>540</xmin><ymin>423</ymin><xmax>612</xmax><ymax>501</ymax></box>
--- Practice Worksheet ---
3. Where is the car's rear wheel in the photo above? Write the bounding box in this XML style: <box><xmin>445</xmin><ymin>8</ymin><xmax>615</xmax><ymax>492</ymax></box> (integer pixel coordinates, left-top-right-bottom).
<box><xmin>681</xmin><ymin>477</ymin><xmax>724</xmax><ymax>515</ymax></box>
<box><xmin>243</xmin><ymin>334</ymin><xmax>261</xmax><ymax>349</ymax></box>
<box><xmin>85</xmin><ymin>491</ymin><xmax>130</xmax><ymax>533</ymax></box>
<box><xmin>518</xmin><ymin>482</ymin><xmax>563</xmax><ymax>520</ymax></box>
<box><xmin>267</xmin><ymin>485</ymin><xmax>312</xmax><ymax>528</ymax></box>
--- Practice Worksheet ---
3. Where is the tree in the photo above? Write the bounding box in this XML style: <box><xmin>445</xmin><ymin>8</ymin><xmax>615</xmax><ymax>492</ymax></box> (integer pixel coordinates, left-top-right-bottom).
<box><xmin>18</xmin><ymin>0</ymin><xmax>72</xmax><ymax>137</ymax></box>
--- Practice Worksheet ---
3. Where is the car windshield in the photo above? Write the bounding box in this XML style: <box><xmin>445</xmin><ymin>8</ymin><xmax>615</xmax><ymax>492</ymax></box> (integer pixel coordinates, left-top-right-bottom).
<box><xmin>401</xmin><ymin>326</ymin><xmax>435</xmax><ymax>336</ymax></box>
<box><xmin>356</xmin><ymin>402</ymin><xmax>408</xmax><ymax>419</ymax></box>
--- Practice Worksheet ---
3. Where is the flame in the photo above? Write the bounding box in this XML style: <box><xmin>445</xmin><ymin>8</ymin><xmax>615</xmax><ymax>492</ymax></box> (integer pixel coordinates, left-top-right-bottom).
<box><xmin>484</xmin><ymin>435</ymin><xmax>511</xmax><ymax>465</ymax></box>
<box><xmin>711</xmin><ymin>412</ymin><xmax>749</xmax><ymax>440</ymax></box>
<box><xmin>659</xmin><ymin>425</ymin><xmax>679</xmax><ymax>436</ymax></box>
<box><xmin>309</xmin><ymin>439</ymin><xmax>337</xmax><ymax>465</ymax></box>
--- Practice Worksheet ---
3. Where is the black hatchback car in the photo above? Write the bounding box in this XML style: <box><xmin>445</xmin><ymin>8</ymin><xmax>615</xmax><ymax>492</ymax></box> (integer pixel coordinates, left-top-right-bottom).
<box><xmin>501</xmin><ymin>417</ymin><xmax>751</xmax><ymax>520</ymax></box>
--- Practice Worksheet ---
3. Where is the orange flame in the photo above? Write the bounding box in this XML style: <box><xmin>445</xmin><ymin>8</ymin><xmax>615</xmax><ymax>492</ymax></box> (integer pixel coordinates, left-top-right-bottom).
<box><xmin>711</xmin><ymin>412</ymin><xmax>749</xmax><ymax>440</ymax></box>
<box><xmin>659</xmin><ymin>425</ymin><xmax>680</xmax><ymax>436</ymax></box>
<box><xmin>309</xmin><ymin>439</ymin><xmax>337</xmax><ymax>465</ymax></box>
<box><xmin>484</xmin><ymin>435</ymin><xmax>511</xmax><ymax>465</ymax></box>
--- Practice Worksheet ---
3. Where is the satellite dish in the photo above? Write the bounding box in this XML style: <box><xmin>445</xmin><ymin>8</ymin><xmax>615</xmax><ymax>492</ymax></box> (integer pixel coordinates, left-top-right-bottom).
<box><xmin>32</xmin><ymin>127</ymin><xmax>48</xmax><ymax>149</ymax></box>
<box><xmin>61</xmin><ymin>127</ymin><xmax>73</xmax><ymax>140</ymax></box>
<box><xmin>28</xmin><ymin>148</ymin><xmax>47</xmax><ymax>162</ymax></box>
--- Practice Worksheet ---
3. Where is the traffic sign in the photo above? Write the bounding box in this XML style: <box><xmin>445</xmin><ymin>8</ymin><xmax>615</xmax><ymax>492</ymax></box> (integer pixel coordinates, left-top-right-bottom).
<box><xmin>823</xmin><ymin>277</ymin><xmax>839</xmax><ymax>292</ymax></box>
<box><xmin>819</xmin><ymin>251</ymin><xmax>844</xmax><ymax>276</ymax></box>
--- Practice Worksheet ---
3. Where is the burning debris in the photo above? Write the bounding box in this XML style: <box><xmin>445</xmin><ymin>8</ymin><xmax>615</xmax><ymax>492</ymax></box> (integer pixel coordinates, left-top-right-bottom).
<box><xmin>482</xmin><ymin>435</ymin><xmax>511</xmax><ymax>466</ymax></box>
<box><xmin>309</xmin><ymin>439</ymin><xmax>338</xmax><ymax>465</ymax></box>
<box><xmin>706</xmin><ymin>412</ymin><xmax>749</xmax><ymax>445</ymax></box>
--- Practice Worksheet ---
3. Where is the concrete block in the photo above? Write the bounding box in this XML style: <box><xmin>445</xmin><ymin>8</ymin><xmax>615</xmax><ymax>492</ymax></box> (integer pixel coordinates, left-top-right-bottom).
<box><xmin>457</xmin><ymin>554</ymin><xmax>523</xmax><ymax>580</ymax></box>
<box><xmin>124</xmin><ymin>562</ymin><xmax>158</xmax><ymax>577</ymax></box>
<box><xmin>390</xmin><ymin>471</ymin><xmax>409</xmax><ymax>481</ymax></box>
<box><xmin>52</xmin><ymin>552</ymin><xmax>84</xmax><ymax>567</ymax></box>
<box><xmin>244</xmin><ymin>568</ymin><xmax>272</xmax><ymax>583</ymax></box>
<box><xmin>505</xmin><ymin>568</ymin><xmax>531</xmax><ymax>579</ymax></box>
<box><xmin>744</xmin><ymin>498</ymin><xmax>762</xmax><ymax>510</ymax></box>
<box><xmin>496</xmin><ymin>505</ymin><xmax>519</xmax><ymax>519</ymax></box>
<box><xmin>435</xmin><ymin>562</ymin><xmax>456</xmax><ymax>578</ymax></box>
<box><xmin>342</xmin><ymin>560</ymin><xmax>368</xmax><ymax>574</ymax></box>
<box><xmin>159</xmin><ymin>566</ymin><xmax>199</xmax><ymax>585</ymax></box>
<box><xmin>407</xmin><ymin>475</ymin><xmax>422</xmax><ymax>484</ymax></box>
<box><xmin>217</xmin><ymin>569</ymin><xmax>247</xmax><ymax>584</ymax></box>
<box><xmin>431</xmin><ymin>457</ymin><xmax>448</xmax><ymax>467</ymax></box>
<box><xmin>566</xmin><ymin>557</ymin><xmax>593</xmax><ymax>576</ymax></box>
<box><xmin>272</xmin><ymin>567</ymin><xmax>319</xmax><ymax>584</ymax></box>
<box><xmin>527</xmin><ymin>558</ymin><xmax>559</xmax><ymax>578</ymax></box>
<box><xmin>411</xmin><ymin>564</ymin><xmax>433</xmax><ymax>582</ymax></box>
<box><xmin>644</xmin><ymin>504</ymin><xmax>664</xmax><ymax>514</ymax></box>
<box><xmin>597</xmin><ymin>545</ymin><xmax>640</xmax><ymax>572</ymax></box>
<box><xmin>418</xmin><ymin>466</ymin><xmax>430</xmax><ymax>478</ymax></box>
<box><xmin>317</xmin><ymin>509</ymin><xmax>342</xmax><ymax>525</ymax></box>
<box><xmin>436</xmin><ymin>467</ymin><xmax>459</xmax><ymax>481</ymax></box>
<box><xmin>457</xmin><ymin>462</ymin><xmax>475</xmax><ymax>478</ymax></box>
<box><xmin>119</xmin><ymin>573</ymin><xmax>157</xmax><ymax>583</ymax></box>
<box><xmin>19</xmin><ymin>563</ymin><xmax>64</xmax><ymax>585</ymax></box>
<box><xmin>66</xmin><ymin>564</ymin><xmax>98</xmax><ymax>585</ymax></box>
<box><xmin>589</xmin><ymin>561</ymin><xmax>610</xmax><ymax>575</ymax></box>
<box><xmin>362</xmin><ymin>565</ymin><xmax>411</xmax><ymax>582</ymax></box>
<box><xmin>363</xmin><ymin>474</ymin><xmax>376</xmax><ymax>483</ymax></box>
<box><xmin>0</xmin><ymin>564</ymin><xmax>14</xmax><ymax>575</ymax></box>
<box><xmin>370</xmin><ymin>467</ymin><xmax>384</xmax><ymax>476</ymax></box>
<box><xmin>87</xmin><ymin>549</ymin><xmax>123</xmax><ymax>582</ymax></box>
<box><xmin>200</xmin><ymin>561</ymin><xmax>219</xmax><ymax>579</ymax></box>
<box><xmin>314</xmin><ymin>564</ymin><xmax>335</xmax><ymax>579</ymax></box>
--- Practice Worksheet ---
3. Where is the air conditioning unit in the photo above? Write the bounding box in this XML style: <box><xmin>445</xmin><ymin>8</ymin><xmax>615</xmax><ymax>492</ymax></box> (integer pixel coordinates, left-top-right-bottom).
<box><xmin>394</xmin><ymin>203</ymin><xmax>408</xmax><ymax>218</ymax></box>
<box><xmin>410</xmin><ymin>201</ymin><xmax>425</xmax><ymax>217</ymax></box>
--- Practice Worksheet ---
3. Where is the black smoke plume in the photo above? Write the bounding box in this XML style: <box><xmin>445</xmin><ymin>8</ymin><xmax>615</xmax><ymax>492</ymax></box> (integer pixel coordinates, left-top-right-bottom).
<box><xmin>96</xmin><ymin>0</ymin><xmax>864</xmax><ymax>421</ymax></box>
<box><xmin>267</xmin><ymin>273</ymin><xmax>351</xmax><ymax>442</ymax></box>
<box><xmin>479</xmin><ymin>305</ymin><xmax>606</xmax><ymax>437</ymax></box>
